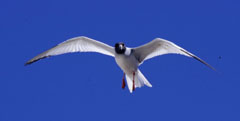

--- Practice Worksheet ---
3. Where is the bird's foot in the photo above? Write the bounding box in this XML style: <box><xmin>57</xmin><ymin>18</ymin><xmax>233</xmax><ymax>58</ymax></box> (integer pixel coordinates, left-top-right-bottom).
<box><xmin>132</xmin><ymin>72</ymin><xmax>135</xmax><ymax>91</ymax></box>
<box><xmin>122</xmin><ymin>73</ymin><xmax>125</xmax><ymax>89</ymax></box>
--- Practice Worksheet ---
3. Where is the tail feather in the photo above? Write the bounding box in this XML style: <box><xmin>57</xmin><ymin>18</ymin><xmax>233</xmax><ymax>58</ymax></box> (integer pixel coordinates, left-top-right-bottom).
<box><xmin>137</xmin><ymin>70</ymin><xmax>152</xmax><ymax>88</ymax></box>
<box><xmin>125</xmin><ymin>69</ymin><xmax>152</xmax><ymax>93</ymax></box>
<box><xmin>125</xmin><ymin>74</ymin><xmax>133</xmax><ymax>93</ymax></box>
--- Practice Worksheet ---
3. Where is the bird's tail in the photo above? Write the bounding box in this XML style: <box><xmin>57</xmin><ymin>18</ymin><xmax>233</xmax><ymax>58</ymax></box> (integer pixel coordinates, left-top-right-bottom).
<box><xmin>125</xmin><ymin>69</ymin><xmax>152</xmax><ymax>93</ymax></box>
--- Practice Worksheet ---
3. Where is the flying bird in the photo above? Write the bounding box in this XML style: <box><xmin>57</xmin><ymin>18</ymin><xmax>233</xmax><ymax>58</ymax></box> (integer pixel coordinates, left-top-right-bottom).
<box><xmin>25</xmin><ymin>36</ymin><xmax>215</xmax><ymax>93</ymax></box>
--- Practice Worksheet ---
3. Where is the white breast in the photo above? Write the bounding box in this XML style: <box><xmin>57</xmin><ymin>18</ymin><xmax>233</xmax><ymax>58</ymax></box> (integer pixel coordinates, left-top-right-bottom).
<box><xmin>115</xmin><ymin>51</ymin><xmax>139</xmax><ymax>74</ymax></box>
<box><xmin>124</xmin><ymin>47</ymin><xmax>131</xmax><ymax>56</ymax></box>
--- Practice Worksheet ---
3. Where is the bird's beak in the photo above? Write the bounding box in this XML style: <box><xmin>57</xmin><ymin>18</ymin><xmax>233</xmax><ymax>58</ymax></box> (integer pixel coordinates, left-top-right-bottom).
<box><xmin>119</xmin><ymin>45</ymin><xmax>123</xmax><ymax>50</ymax></box>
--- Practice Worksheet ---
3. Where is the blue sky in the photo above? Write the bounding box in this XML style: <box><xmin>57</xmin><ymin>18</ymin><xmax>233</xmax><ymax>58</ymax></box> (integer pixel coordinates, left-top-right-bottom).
<box><xmin>0</xmin><ymin>0</ymin><xmax>240</xmax><ymax>121</ymax></box>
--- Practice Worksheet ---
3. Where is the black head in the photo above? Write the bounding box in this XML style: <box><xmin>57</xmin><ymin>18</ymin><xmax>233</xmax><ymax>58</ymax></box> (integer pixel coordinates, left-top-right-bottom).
<box><xmin>115</xmin><ymin>42</ymin><xmax>126</xmax><ymax>54</ymax></box>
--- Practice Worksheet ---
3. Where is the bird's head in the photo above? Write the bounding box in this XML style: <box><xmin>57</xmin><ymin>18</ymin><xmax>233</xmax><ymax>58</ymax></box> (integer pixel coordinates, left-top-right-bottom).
<box><xmin>115</xmin><ymin>42</ymin><xmax>126</xmax><ymax>54</ymax></box>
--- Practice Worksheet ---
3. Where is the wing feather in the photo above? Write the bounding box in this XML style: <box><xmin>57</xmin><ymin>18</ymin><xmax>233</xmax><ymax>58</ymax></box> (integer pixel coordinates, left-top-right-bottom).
<box><xmin>133</xmin><ymin>38</ymin><xmax>215</xmax><ymax>70</ymax></box>
<box><xmin>25</xmin><ymin>36</ymin><xmax>114</xmax><ymax>65</ymax></box>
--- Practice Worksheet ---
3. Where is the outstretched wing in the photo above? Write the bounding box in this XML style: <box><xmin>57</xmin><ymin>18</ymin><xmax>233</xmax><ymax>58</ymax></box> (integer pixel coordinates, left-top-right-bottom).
<box><xmin>25</xmin><ymin>36</ymin><xmax>115</xmax><ymax>65</ymax></box>
<box><xmin>133</xmin><ymin>38</ymin><xmax>215</xmax><ymax>71</ymax></box>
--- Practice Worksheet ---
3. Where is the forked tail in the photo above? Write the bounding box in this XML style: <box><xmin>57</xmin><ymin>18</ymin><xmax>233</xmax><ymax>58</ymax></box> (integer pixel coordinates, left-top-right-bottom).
<box><xmin>125</xmin><ymin>69</ymin><xmax>152</xmax><ymax>93</ymax></box>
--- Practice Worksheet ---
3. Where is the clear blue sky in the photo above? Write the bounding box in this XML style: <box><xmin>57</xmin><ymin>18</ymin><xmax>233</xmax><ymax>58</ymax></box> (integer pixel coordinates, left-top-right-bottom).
<box><xmin>0</xmin><ymin>0</ymin><xmax>239</xmax><ymax>121</ymax></box>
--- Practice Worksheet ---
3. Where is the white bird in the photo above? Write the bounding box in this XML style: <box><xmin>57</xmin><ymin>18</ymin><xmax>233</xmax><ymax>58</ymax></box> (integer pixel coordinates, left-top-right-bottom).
<box><xmin>25</xmin><ymin>36</ymin><xmax>215</xmax><ymax>93</ymax></box>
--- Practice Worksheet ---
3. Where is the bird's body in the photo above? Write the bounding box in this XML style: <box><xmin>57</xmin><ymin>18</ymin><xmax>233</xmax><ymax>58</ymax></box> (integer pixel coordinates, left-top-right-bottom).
<box><xmin>25</xmin><ymin>36</ymin><xmax>215</xmax><ymax>93</ymax></box>
<box><xmin>115</xmin><ymin>48</ymin><xmax>150</xmax><ymax>92</ymax></box>
<box><xmin>115</xmin><ymin>48</ymin><xmax>138</xmax><ymax>74</ymax></box>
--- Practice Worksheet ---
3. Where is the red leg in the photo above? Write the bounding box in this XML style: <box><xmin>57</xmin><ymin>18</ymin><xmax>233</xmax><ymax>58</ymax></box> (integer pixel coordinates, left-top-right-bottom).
<box><xmin>122</xmin><ymin>73</ymin><xmax>126</xmax><ymax>89</ymax></box>
<box><xmin>132</xmin><ymin>72</ymin><xmax>135</xmax><ymax>91</ymax></box>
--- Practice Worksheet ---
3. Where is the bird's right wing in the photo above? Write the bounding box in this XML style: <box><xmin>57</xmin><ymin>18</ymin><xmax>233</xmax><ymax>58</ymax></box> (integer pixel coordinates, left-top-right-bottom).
<box><xmin>133</xmin><ymin>38</ymin><xmax>215</xmax><ymax>71</ymax></box>
<box><xmin>25</xmin><ymin>36</ymin><xmax>115</xmax><ymax>65</ymax></box>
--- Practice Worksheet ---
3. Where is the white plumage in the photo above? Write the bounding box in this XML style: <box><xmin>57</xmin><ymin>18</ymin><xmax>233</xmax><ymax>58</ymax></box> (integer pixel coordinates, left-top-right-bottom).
<box><xmin>25</xmin><ymin>36</ymin><xmax>215</xmax><ymax>93</ymax></box>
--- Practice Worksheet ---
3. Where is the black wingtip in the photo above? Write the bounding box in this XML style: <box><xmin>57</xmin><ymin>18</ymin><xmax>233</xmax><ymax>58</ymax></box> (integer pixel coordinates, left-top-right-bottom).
<box><xmin>24</xmin><ymin>56</ymin><xmax>48</xmax><ymax>66</ymax></box>
<box><xmin>24</xmin><ymin>63</ymin><xmax>29</xmax><ymax>66</ymax></box>
<box><xmin>24</xmin><ymin>60</ymin><xmax>36</xmax><ymax>66</ymax></box>
<box><xmin>24</xmin><ymin>61</ymin><xmax>32</xmax><ymax>66</ymax></box>
<box><xmin>191</xmin><ymin>56</ymin><xmax>217</xmax><ymax>72</ymax></box>
<box><xmin>180</xmin><ymin>49</ymin><xmax>217</xmax><ymax>72</ymax></box>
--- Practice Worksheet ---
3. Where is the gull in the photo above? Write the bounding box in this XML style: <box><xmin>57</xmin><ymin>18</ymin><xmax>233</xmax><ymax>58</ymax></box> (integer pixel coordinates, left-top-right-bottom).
<box><xmin>25</xmin><ymin>36</ymin><xmax>215</xmax><ymax>93</ymax></box>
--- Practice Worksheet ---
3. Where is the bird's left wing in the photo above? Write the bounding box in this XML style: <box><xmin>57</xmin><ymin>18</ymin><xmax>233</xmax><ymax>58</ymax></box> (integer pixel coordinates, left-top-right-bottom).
<box><xmin>25</xmin><ymin>36</ymin><xmax>115</xmax><ymax>65</ymax></box>
<box><xmin>133</xmin><ymin>38</ymin><xmax>215</xmax><ymax>71</ymax></box>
